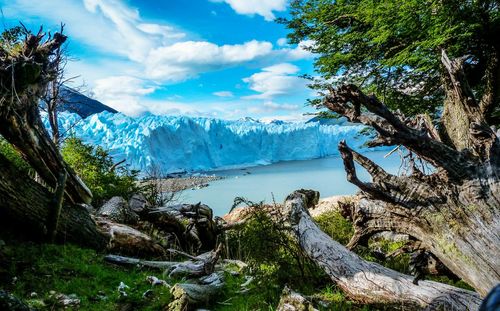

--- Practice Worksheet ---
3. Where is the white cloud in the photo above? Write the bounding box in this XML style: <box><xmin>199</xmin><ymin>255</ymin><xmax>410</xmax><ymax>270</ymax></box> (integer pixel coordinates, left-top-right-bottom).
<box><xmin>277</xmin><ymin>38</ymin><xmax>288</xmax><ymax>46</ymax></box>
<box><xmin>213</xmin><ymin>91</ymin><xmax>234</xmax><ymax>97</ymax></box>
<box><xmin>243</xmin><ymin>63</ymin><xmax>307</xmax><ymax>99</ymax></box>
<box><xmin>211</xmin><ymin>0</ymin><xmax>287</xmax><ymax>21</ymax></box>
<box><xmin>4</xmin><ymin>0</ymin><xmax>315</xmax><ymax>117</ymax></box>
<box><xmin>248</xmin><ymin>101</ymin><xmax>300</xmax><ymax>114</ymax></box>
<box><xmin>92</xmin><ymin>76</ymin><xmax>157</xmax><ymax>115</ymax></box>
<box><xmin>145</xmin><ymin>40</ymin><xmax>273</xmax><ymax>81</ymax></box>
<box><xmin>263</xmin><ymin>101</ymin><xmax>300</xmax><ymax>111</ymax></box>
<box><xmin>281</xmin><ymin>40</ymin><xmax>315</xmax><ymax>60</ymax></box>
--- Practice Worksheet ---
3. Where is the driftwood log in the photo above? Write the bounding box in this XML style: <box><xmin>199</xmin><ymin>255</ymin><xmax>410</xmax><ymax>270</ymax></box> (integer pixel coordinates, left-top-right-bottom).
<box><xmin>104</xmin><ymin>244</ymin><xmax>223</xmax><ymax>277</ymax></box>
<box><xmin>276</xmin><ymin>287</ymin><xmax>318</xmax><ymax>311</ymax></box>
<box><xmin>167</xmin><ymin>272</ymin><xmax>225</xmax><ymax>311</ymax></box>
<box><xmin>282</xmin><ymin>191</ymin><xmax>482</xmax><ymax>310</ymax></box>
<box><xmin>320</xmin><ymin>49</ymin><xmax>500</xmax><ymax>297</ymax></box>
<box><xmin>144</xmin><ymin>203</ymin><xmax>220</xmax><ymax>253</ymax></box>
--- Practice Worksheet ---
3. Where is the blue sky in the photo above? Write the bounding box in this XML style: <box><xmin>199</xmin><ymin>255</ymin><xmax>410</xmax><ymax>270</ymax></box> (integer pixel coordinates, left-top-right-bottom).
<box><xmin>1</xmin><ymin>0</ymin><xmax>318</xmax><ymax>120</ymax></box>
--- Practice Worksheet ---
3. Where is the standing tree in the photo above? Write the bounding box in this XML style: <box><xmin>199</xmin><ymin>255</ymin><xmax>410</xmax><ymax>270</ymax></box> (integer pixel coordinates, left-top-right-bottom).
<box><xmin>280</xmin><ymin>0</ymin><xmax>499</xmax><ymax>301</ymax></box>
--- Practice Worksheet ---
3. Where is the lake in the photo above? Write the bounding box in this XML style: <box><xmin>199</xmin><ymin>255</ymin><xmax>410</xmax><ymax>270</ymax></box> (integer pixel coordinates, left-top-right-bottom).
<box><xmin>181</xmin><ymin>150</ymin><xmax>402</xmax><ymax>216</ymax></box>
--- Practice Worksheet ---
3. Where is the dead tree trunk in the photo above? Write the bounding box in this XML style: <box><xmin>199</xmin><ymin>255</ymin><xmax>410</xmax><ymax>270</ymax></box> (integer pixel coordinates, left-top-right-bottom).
<box><xmin>0</xmin><ymin>28</ymin><xmax>92</xmax><ymax>204</ymax></box>
<box><xmin>283</xmin><ymin>191</ymin><xmax>482</xmax><ymax>310</ymax></box>
<box><xmin>0</xmin><ymin>153</ymin><xmax>107</xmax><ymax>249</ymax></box>
<box><xmin>320</xmin><ymin>49</ymin><xmax>500</xmax><ymax>297</ymax></box>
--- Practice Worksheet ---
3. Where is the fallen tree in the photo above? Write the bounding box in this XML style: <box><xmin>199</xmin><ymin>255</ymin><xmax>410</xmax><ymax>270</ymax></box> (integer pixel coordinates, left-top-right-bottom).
<box><xmin>282</xmin><ymin>191</ymin><xmax>482</xmax><ymax>310</ymax></box>
<box><xmin>0</xmin><ymin>27</ymin><xmax>91</xmax><ymax>204</ymax></box>
<box><xmin>0</xmin><ymin>153</ymin><xmax>107</xmax><ymax>249</ymax></box>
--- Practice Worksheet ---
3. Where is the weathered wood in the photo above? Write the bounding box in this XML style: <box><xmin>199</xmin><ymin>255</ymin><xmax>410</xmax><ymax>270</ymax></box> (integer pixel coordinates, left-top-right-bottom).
<box><xmin>104</xmin><ymin>244</ymin><xmax>223</xmax><ymax>278</ymax></box>
<box><xmin>47</xmin><ymin>170</ymin><xmax>67</xmax><ymax>242</ymax></box>
<box><xmin>167</xmin><ymin>272</ymin><xmax>225</xmax><ymax>311</ymax></box>
<box><xmin>96</xmin><ymin>219</ymin><xmax>165</xmax><ymax>258</ymax></box>
<box><xmin>0</xmin><ymin>29</ymin><xmax>92</xmax><ymax>204</ymax></box>
<box><xmin>282</xmin><ymin>191</ymin><xmax>482</xmax><ymax>310</ymax></box>
<box><xmin>145</xmin><ymin>203</ymin><xmax>220</xmax><ymax>253</ymax></box>
<box><xmin>104</xmin><ymin>255</ymin><xmax>180</xmax><ymax>270</ymax></box>
<box><xmin>323</xmin><ymin>52</ymin><xmax>500</xmax><ymax>296</ymax></box>
<box><xmin>0</xmin><ymin>153</ymin><xmax>107</xmax><ymax>249</ymax></box>
<box><xmin>276</xmin><ymin>287</ymin><xmax>318</xmax><ymax>311</ymax></box>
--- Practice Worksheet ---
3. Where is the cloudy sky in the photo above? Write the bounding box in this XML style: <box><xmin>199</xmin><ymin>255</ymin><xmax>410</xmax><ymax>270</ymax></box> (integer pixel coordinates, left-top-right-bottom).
<box><xmin>1</xmin><ymin>0</ymin><xmax>317</xmax><ymax>120</ymax></box>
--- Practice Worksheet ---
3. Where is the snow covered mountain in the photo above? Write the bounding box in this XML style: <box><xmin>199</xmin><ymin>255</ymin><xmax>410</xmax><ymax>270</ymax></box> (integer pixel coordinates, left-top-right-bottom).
<box><xmin>54</xmin><ymin>112</ymin><xmax>381</xmax><ymax>173</ymax></box>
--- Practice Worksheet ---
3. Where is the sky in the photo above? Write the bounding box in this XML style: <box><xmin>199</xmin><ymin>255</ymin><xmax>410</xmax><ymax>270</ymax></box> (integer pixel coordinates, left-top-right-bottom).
<box><xmin>1</xmin><ymin>0</ymin><xmax>318</xmax><ymax>121</ymax></box>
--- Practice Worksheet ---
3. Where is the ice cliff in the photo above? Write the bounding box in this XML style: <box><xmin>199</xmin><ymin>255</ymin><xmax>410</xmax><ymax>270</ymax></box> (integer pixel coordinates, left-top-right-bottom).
<box><xmin>52</xmin><ymin>112</ymin><xmax>381</xmax><ymax>173</ymax></box>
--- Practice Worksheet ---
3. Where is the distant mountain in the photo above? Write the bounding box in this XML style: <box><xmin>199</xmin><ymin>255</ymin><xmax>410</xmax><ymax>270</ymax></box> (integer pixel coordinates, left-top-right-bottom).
<box><xmin>41</xmin><ymin>87</ymin><xmax>117</xmax><ymax>118</ymax></box>
<box><xmin>306</xmin><ymin>116</ymin><xmax>347</xmax><ymax>126</ymax></box>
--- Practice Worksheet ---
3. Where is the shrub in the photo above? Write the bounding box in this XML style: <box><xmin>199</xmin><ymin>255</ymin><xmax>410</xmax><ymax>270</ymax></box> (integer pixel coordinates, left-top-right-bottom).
<box><xmin>314</xmin><ymin>210</ymin><xmax>354</xmax><ymax>246</ymax></box>
<box><xmin>61</xmin><ymin>137</ymin><xmax>139</xmax><ymax>206</ymax></box>
<box><xmin>225</xmin><ymin>199</ymin><xmax>327</xmax><ymax>308</ymax></box>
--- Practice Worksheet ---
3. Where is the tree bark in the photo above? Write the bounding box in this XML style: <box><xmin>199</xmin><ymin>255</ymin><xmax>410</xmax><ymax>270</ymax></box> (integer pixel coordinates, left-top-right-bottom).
<box><xmin>282</xmin><ymin>191</ymin><xmax>482</xmax><ymax>310</ymax></box>
<box><xmin>0</xmin><ymin>153</ymin><xmax>107</xmax><ymax>249</ymax></box>
<box><xmin>320</xmin><ymin>50</ymin><xmax>500</xmax><ymax>297</ymax></box>
<box><xmin>167</xmin><ymin>272</ymin><xmax>224</xmax><ymax>311</ymax></box>
<box><xmin>0</xmin><ymin>29</ymin><xmax>92</xmax><ymax>204</ymax></box>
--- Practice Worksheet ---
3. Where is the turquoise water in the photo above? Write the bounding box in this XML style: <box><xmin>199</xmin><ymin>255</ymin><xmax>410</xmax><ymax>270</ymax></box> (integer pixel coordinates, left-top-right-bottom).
<box><xmin>183</xmin><ymin>151</ymin><xmax>401</xmax><ymax>216</ymax></box>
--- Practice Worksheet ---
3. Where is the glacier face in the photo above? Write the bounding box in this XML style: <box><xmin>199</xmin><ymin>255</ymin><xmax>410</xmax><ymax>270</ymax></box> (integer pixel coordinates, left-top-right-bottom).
<box><xmin>52</xmin><ymin>112</ymin><xmax>381</xmax><ymax>173</ymax></box>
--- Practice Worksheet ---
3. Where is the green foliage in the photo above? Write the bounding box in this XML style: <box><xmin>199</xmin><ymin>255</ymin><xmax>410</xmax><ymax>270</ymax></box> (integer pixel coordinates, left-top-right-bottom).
<box><xmin>0</xmin><ymin>241</ymin><xmax>172</xmax><ymax>310</ymax></box>
<box><xmin>225</xmin><ymin>199</ymin><xmax>328</xmax><ymax>309</ymax></box>
<box><xmin>314</xmin><ymin>210</ymin><xmax>354</xmax><ymax>245</ymax></box>
<box><xmin>0</xmin><ymin>138</ymin><xmax>31</xmax><ymax>174</ymax></box>
<box><xmin>61</xmin><ymin>137</ymin><xmax>139</xmax><ymax>206</ymax></box>
<box><xmin>0</xmin><ymin>26</ymin><xmax>25</xmax><ymax>55</ymax></box>
<box><xmin>281</xmin><ymin>0</ymin><xmax>500</xmax><ymax>115</ymax></box>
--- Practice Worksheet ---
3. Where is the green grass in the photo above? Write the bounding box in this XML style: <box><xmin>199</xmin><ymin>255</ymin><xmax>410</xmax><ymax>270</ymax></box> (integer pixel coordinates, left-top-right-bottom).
<box><xmin>0</xmin><ymin>210</ymin><xmax>474</xmax><ymax>310</ymax></box>
<box><xmin>1</xmin><ymin>241</ymin><xmax>172</xmax><ymax>310</ymax></box>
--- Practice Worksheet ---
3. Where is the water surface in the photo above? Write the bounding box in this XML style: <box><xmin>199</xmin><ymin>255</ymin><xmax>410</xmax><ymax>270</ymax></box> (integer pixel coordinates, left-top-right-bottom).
<box><xmin>183</xmin><ymin>151</ymin><xmax>401</xmax><ymax>216</ymax></box>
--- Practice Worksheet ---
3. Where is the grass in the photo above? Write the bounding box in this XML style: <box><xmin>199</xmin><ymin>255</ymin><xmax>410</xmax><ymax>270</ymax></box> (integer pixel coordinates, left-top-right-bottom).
<box><xmin>1</xmin><ymin>241</ymin><xmax>172</xmax><ymax>310</ymax></box>
<box><xmin>0</xmin><ymin>209</ymin><xmax>474</xmax><ymax>310</ymax></box>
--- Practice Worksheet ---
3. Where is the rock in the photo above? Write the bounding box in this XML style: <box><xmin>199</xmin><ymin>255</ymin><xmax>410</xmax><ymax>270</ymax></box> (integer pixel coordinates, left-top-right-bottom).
<box><xmin>98</xmin><ymin>196</ymin><xmax>139</xmax><ymax>224</ymax></box>
<box><xmin>146</xmin><ymin>276</ymin><xmax>170</xmax><ymax>287</ymax></box>
<box><xmin>118</xmin><ymin>282</ymin><xmax>129</xmax><ymax>297</ymax></box>
<box><xmin>129</xmin><ymin>193</ymin><xmax>150</xmax><ymax>214</ymax></box>
<box><xmin>0</xmin><ymin>290</ymin><xmax>31</xmax><ymax>311</ymax></box>
<box><xmin>308</xmin><ymin>195</ymin><xmax>355</xmax><ymax>218</ymax></box>
<box><xmin>142</xmin><ymin>289</ymin><xmax>154</xmax><ymax>299</ymax></box>
<box><xmin>276</xmin><ymin>287</ymin><xmax>318</xmax><ymax>311</ymax></box>
<box><xmin>54</xmin><ymin>293</ymin><xmax>80</xmax><ymax>308</ymax></box>
<box><xmin>47</xmin><ymin>292</ymin><xmax>80</xmax><ymax>308</ymax></box>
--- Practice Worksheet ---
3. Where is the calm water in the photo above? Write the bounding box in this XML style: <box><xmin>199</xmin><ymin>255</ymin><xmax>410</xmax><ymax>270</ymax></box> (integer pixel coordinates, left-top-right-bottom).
<box><xmin>182</xmin><ymin>151</ymin><xmax>401</xmax><ymax>216</ymax></box>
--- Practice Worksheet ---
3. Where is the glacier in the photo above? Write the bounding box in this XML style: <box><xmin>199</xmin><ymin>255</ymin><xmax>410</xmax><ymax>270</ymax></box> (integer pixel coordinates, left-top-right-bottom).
<box><xmin>51</xmin><ymin>111</ymin><xmax>383</xmax><ymax>173</ymax></box>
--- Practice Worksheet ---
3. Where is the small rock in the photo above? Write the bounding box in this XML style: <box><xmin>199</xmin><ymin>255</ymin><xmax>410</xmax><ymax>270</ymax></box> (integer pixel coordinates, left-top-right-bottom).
<box><xmin>146</xmin><ymin>276</ymin><xmax>170</xmax><ymax>287</ymax></box>
<box><xmin>118</xmin><ymin>282</ymin><xmax>130</xmax><ymax>297</ymax></box>
<box><xmin>53</xmin><ymin>293</ymin><xmax>80</xmax><ymax>308</ymax></box>
<box><xmin>98</xmin><ymin>197</ymin><xmax>139</xmax><ymax>224</ymax></box>
<box><xmin>129</xmin><ymin>193</ymin><xmax>151</xmax><ymax>213</ymax></box>
<box><xmin>142</xmin><ymin>289</ymin><xmax>154</xmax><ymax>299</ymax></box>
